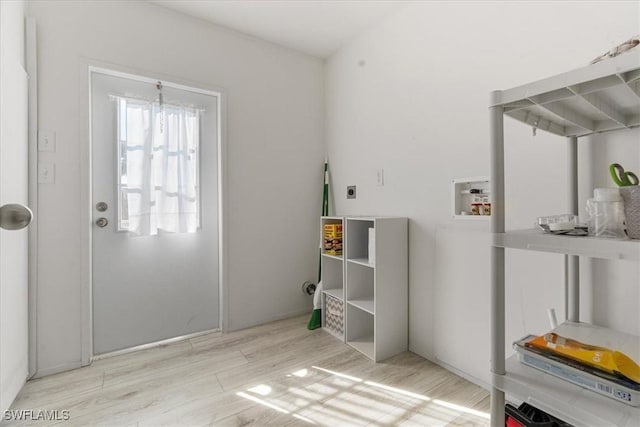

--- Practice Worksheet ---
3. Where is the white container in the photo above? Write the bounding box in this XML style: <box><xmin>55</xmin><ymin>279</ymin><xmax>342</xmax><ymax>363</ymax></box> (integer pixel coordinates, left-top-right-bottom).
<box><xmin>586</xmin><ymin>188</ymin><xmax>626</xmax><ymax>239</ymax></box>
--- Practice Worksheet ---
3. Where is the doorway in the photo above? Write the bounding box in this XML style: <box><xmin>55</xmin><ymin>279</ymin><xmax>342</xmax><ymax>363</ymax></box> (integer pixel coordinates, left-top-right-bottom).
<box><xmin>90</xmin><ymin>69</ymin><xmax>222</xmax><ymax>355</ymax></box>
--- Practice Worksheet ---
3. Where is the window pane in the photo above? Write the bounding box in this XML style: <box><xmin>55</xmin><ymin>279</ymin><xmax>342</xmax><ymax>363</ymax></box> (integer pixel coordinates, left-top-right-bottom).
<box><xmin>116</xmin><ymin>97</ymin><xmax>200</xmax><ymax>234</ymax></box>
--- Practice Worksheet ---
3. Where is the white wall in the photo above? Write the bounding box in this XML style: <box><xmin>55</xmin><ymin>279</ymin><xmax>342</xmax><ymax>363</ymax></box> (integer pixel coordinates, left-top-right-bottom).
<box><xmin>27</xmin><ymin>0</ymin><xmax>324</xmax><ymax>375</ymax></box>
<box><xmin>326</xmin><ymin>1</ymin><xmax>639</xmax><ymax>385</ymax></box>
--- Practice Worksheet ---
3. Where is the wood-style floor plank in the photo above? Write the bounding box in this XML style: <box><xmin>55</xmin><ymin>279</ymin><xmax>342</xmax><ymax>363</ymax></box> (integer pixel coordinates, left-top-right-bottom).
<box><xmin>8</xmin><ymin>315</ymin><xmax>489</xmax><ymax>426</ymax></box>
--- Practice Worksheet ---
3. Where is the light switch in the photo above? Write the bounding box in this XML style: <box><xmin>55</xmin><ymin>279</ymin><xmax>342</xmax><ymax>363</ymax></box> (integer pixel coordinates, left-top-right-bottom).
<box><xmin>38</xmin><ymin>162</ymin><xmax>55</xmax><ymax>184</ymax></box>
<box><xmin>38</xmin><ymin>130</ymin><xmax>56</xmax><ymax>152</ymax></box>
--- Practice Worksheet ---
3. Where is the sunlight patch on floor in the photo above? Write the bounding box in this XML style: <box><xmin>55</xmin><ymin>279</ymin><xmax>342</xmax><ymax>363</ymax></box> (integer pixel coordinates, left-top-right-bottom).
<box><xmin>234</xmin><ymin>365</ymin><xmax>489</xmax><ymax>426</ymax></box>
<box><xmin>235</xmin><ymin>392</ymin><xmax>289</xmax><ymax>414</ymax></box>
<box><xmin>292</xmin><ymin>413</ymin><xmax>318</xmax><ymax>424</ymax></box>
<box><xmin>364</xmin><ymin>380</ymin><xmax>430</xmax><ymax>401</ymax></box>
<box><xmin>312</xmin><ymin>365</ymin><xmax>363</xmax><ymax>382</ymax></box>
<box><xmin>247</xmin><ymin>384</ymin><xmax>272</xmax><ymax>396</ymax></box>
<box><xmin>287</xmin><ymin>385</ymin><xmax>326</xmax><ymax>401</ymax></box>
<box><xmin>290</xmin><ymin>368</ymin><xmax>309</xmax><ymax>377</ymax></box>
<box><xmin>433</xmin><ymin>398</ymin><xmax>490</xmax><ymax>419</ymax></box>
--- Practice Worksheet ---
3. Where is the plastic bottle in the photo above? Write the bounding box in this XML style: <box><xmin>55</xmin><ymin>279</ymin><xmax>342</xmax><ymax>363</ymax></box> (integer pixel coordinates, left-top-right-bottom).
<box><xmin>471</xmin><ymin>196</ymin><xmax>482</xmax><ymax>215</ymax></box>
<box><xmin>482</xmin><ymin>196</ymin><xmax>491</xmax><ymax>216</ymax></box>
<box><xmin>586</xmin><ymin>188</ymin><xmax>626</xmax><ymax>239</ymax></box>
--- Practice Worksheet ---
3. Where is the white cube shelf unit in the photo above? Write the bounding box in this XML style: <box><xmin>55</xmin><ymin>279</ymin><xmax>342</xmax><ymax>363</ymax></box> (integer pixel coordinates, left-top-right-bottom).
<box><xmin>345</xmin><ymin>217</ymin><xmax>408</xmax><ymax>362</ymax></box>
<box><xmin>321</xmin><ymin>217</ymin><xmax>345</xmax><ymax>341</ymax></box>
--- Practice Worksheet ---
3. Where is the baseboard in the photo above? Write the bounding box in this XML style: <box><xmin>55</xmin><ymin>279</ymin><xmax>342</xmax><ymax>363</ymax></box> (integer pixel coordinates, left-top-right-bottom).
<box><xmin>33</xmin><ymin>361</ymin><xmax>82</xmax><ymax>379</ymax></box>
<box><xmin>92</xmin><ymin>328</ymin><xmax>220</xmax><ymax>361</ymax></box>
<box><xmin>433</xmin><ymin>357</ymin><xmax>491</xmax><ymax>391</ymax></box>
<box><xmin>33</xmin><ymin>328</ymin><xmax>221</xmax><ymax>378</ymax></box>
<box><xmin>226</xmin><ymin>307</ymin><xmax>312</xmax><ymax>333</ymax></box>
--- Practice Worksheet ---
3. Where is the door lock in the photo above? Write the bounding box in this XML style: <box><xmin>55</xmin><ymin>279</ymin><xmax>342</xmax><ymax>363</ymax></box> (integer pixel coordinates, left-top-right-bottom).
<box><xmin>96</xmin><ymin>202</ymin><xmax>108</xmax><ymax>212</ymax></box>
<box><xmin>96</xmin><ymin>217</ymin><xmax>109</xmax><ymax>228</ymax></box>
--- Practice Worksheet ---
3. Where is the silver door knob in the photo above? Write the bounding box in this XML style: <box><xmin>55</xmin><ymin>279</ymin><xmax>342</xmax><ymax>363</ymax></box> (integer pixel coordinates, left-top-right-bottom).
<box><xmin>96</xmin><ymin>217</ymin><xmax>109</xmax><ymax>228</ymax></box>
<box><xmin>0</xmin><ymin>203</ymin><xmax>33</xmax><ymax>231</ymax></box>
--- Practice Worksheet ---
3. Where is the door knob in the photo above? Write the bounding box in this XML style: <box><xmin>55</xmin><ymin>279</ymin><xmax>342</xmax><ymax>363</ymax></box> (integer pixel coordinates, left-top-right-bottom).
<box><xmin>96</xmin><ymin>202</ymin><xmax>108</xmax><ymax>212</ymax></box>
<box><xmin>96</xmin><ymin>217</ymin><xmax>109</xmax><ymax>228</ymax></box>
<box><xmin>0</xmin><ymin>203</ymin><xmax>33</xmax><ymax>231</ymax></box>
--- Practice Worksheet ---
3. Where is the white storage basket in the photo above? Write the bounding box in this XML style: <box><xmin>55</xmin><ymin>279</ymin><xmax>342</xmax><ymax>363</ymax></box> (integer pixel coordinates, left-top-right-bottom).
<box><xmin>324</xmin><ymin>294</ymin><xmax>344</xmax><ymax>337</ymax></box>
<box><xmin>621</xmin><ymin>186</ymin><xmax>640</xmax><ymax>239</ymax></box>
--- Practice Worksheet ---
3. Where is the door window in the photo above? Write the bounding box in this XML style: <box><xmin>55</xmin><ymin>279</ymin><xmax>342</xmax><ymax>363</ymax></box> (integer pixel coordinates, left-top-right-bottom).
<box><xmin>116</xmin><ymin>96</ymin><xmax>200</xmax><ymax>236</ymax></box>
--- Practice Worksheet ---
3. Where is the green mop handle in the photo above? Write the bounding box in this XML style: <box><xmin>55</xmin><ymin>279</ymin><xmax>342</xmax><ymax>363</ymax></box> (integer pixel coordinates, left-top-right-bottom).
<box><xmin>318</xmin><ymin>161</ymin><xmax>329</xmax><ymax>283</ymax></box>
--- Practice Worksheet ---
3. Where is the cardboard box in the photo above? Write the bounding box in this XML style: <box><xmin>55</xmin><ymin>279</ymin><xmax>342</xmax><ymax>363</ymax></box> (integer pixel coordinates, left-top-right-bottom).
<box><xmin>324</xmin><ymin>224</ymin><xmax>343</xmax><ymax>255</ymax></box>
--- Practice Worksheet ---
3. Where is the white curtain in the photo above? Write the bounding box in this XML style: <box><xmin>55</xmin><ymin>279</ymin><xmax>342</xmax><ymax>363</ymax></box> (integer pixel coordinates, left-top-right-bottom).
<box><xmin>118</xmin><ymin>97</ymin><xmax>200</xmax><ymax>236</ymax></box>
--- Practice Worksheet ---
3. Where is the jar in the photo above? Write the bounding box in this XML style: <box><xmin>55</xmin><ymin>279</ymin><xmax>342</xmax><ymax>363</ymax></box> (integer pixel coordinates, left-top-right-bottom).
<box><xmin>471</xmin><ymin>197</ymin><xmax>482</xmax><ymax>215</ymax></box>
<box><xmin>586</xmin><ymin>188</ymin><xmax>626</xmax><ymax>239</ymax></box>
<box><xmin>482</xmin><ymin>196</ymin><xmax>491</xmax><ymax>216</ymax></box>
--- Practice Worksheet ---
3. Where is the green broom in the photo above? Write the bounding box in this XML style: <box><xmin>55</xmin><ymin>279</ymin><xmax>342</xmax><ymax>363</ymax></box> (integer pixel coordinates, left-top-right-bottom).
<box><xmin>307</xmin><ymin>159</ymin><xmax>329</xmax><ymax>330</ymax></box>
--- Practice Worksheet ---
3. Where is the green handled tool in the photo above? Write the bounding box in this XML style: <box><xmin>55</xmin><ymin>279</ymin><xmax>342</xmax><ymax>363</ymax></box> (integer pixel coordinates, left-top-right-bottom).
<box><xmin>308</xmin><ymin>159</ymin><xmax>329</xmax><ymax>330</ymax></box>
<box><xmin>610</xmin><ymin>163</ymin><xmax>639</xmax><ymax>187</ymax></box>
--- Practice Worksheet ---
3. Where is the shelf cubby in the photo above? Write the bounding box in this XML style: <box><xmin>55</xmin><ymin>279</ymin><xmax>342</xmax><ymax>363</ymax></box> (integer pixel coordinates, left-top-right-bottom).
<box><xmin>346</xmin><ymin>303</ymin><xmax>374</xmax><ymax>359</ymax></box>
<box><xmin>320</xmin><ymin>255</ymin><xmax>344</xmax><ymax>296</ymax></box>
<box><xmin>346</xmin><ymin>262</ymin><xmax>373</xmax><ymax>302</ymax></box>
<box><xmin>321</xmin><ymin>217</ymin><xmax>345</xmax><ymax>341</ymax></box>
<box><xmin>345</xmin><ymin>217</ymin><xmax>408</xmax><ymax>362</ymax></box>
<box><xmin>346</xmin><ymin>218</ymin><xmax>374</xmax><ymax>263</ymax></box>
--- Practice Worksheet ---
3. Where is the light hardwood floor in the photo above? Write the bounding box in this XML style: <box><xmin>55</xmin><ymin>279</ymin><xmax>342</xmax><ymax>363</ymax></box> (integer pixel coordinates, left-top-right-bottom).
<box><xmin>7</xmin><ymin>315</ymin><xmax>489</xmax><ymax>426</ymax></box>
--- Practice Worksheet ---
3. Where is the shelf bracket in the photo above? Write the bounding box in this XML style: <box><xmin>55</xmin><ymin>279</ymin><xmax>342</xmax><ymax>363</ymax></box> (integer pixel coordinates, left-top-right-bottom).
<box><xmin>568</xmin><ymin>86</ymin><xmax>629</xmax><ymax>127</ymax></box>
<box><xmin>616</xmin><ymin>73</ymin><xmax>640</xmax><ymax>101</ymax></box>
<box><xmin>538</xmin><ymin>103</ymin><xmax>596</xmax><ymax>132</ymax></box>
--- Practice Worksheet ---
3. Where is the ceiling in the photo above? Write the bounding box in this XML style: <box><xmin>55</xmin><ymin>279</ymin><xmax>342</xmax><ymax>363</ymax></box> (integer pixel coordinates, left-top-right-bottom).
<box><xmin>149</xmin><ymin>1</ymin><xmax>406</xmax><ymax>58</ymax></box>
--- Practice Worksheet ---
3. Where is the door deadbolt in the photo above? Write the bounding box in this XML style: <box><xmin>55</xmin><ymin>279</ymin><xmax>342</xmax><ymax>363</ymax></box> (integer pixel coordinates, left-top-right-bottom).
<box><xmin>0</xmin><ymin>203</ymin><xmax>33</xmax><ymax>231</ymax></box>
<box><xmin>96</xmin><ymin>217</ymin><xmax>109</xmax><ymax>228</ymax></box>
<box><xmin>96</xmin><ymin>202</ymin><xmax>108</xmax><ymax>212</ymax></box>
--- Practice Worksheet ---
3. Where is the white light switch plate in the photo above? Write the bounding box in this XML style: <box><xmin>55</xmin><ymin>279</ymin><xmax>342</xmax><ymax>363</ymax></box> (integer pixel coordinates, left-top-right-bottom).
<box><xmin>38</xmin><ymin>130</ymin><xmax>56</xmax><ymax>152</ymax></box>
<box><xmin>38</xmin><ymin>162</ymin><xmax>55</xmax><ymax>184</ymax></box>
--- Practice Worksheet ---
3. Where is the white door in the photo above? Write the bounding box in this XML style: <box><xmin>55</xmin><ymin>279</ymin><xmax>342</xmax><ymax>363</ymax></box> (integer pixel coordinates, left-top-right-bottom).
<box><xmin>0</xmin><ymin>1</ymin><xmax>30</xmax><ymax>413</ymax></box>
<box><xmin>91</xmin><ymin>70</ymin><xmax>220</xmax><ymax>355</ymax></box>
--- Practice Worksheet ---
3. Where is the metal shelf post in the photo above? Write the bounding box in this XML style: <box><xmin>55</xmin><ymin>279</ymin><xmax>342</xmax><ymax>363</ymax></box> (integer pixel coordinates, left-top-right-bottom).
<box><xmin>489</xmin><ymin>94</ymin><xmax>505</xmax><ymax>427</ymax></box>
<box><xmin>567</xmin><ymin>136</ymin><xmax>579</xmax><ymax>322</ymax></box>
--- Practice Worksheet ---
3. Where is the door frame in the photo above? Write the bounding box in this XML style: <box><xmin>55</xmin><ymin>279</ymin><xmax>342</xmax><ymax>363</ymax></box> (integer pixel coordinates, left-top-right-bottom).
<box><xmin>25</xmin><ymin>17</ymin><xmax>38</xmax><ymax>378</ymax></box>
<box><xmin>79</xmin><ymin>61</ymin><xmax>228</xmax><ymax>365</ymax></box>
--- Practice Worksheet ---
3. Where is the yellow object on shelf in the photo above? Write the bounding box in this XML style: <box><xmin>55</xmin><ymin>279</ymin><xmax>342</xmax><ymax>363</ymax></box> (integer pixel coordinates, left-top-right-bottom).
<box><xmin>324</xmin><ymin>224</ymin><xmax>343</xmax><ymax>255</ymax></box>
<box><xmin>527</xmin><ymin>332</ymin><xmax>640</xmax><ymax>384</ymax></box>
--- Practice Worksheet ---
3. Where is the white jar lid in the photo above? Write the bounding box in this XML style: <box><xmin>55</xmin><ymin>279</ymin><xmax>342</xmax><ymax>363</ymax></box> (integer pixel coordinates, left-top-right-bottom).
<box><xmin>594</xmin><ymin>187</ymin><xmax>622</xmax><ymax>201</ymax></box>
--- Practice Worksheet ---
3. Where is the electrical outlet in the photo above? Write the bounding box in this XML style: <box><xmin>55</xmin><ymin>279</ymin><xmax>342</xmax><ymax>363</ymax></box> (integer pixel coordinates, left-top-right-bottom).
<box><xmin>38</xmin><ymin>130</ymin><xmax>56</xmax><ymax>152</ymax></box>
<box><xmin>38</xmin><ymin>162</ymin><xmax>55</xmax><ymax>184</ymax></box>
<box><xmin>347</xmin><ymin>185</ymin><xmax>356</xmax><ymax>199</ymax></box>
